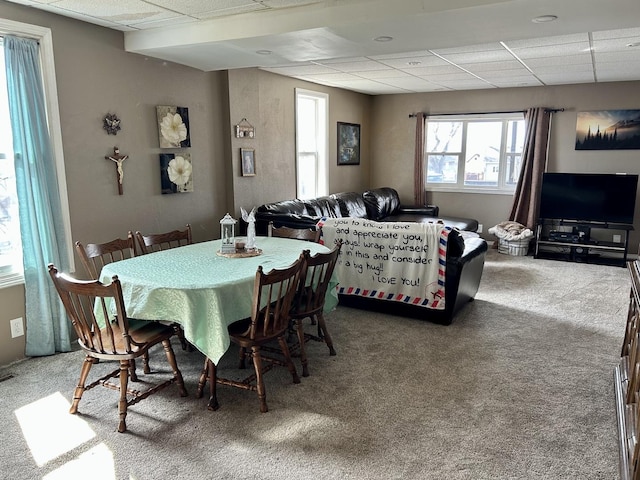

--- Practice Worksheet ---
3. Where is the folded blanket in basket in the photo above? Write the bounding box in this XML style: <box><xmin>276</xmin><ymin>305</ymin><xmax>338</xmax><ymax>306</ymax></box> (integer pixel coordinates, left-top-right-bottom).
<box><xmin>317</xmin><ymin>217</ymin><xmax>451</xmax><ymax>310</ymax></box>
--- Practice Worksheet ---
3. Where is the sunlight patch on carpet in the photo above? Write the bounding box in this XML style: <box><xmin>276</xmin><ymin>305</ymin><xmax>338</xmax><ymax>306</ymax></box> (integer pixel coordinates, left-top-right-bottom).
<box><xmin>15</xmin><ymin>392</ymin><xmax>96</xmax><ymax>466</ymax></box>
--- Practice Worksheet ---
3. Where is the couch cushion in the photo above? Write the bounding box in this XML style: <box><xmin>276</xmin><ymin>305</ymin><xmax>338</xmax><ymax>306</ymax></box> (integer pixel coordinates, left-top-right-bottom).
<box><xmin>331</xmin><ymin>192</ymin><xmax>368</xmax><ymax>218</ymax></box>
<box><xmin>303</xmin><ymin>196</ymin><xmax>342</xmax><ymax>218</ymax></box>
<box><xmin>363</xmin><ymin>187</ymin><xmax>401</xmax><ymax>220</ymax></box>
<box><xmin>257</xmin><ymin>199</ymin><xmax>311</xmax><ymax>216</ymax></box>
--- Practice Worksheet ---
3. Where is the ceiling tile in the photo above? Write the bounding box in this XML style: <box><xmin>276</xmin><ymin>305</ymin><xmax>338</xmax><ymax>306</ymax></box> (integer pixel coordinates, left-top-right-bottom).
<box><xmin>51</xmin><ymin>0</ymin><xmax>175</xmax><ymax>23</ymax></box>
<box><xmin>146</xmin><ymin>0</ymin><xmax>253</xmax><ymax>14</ymax></box>
<box><xmin>462</xmin><ymin>60</ymin><xmax>528</xmax><ymax>73</ymax></box>
<box><xmin>354</xmin><ymin>70</ymin><xmax>414</xmax><ymax>79</ymax></box>
<box><xmin>595</xmin><ymin>51</ymin><xmax>640</xmax><ymax>63</ymax></box>
<box><xmin>537</xmin><ymin>72</ymin><xmax>596</xmax><ymax>84</ymax></box>
<box><xmin>592</xmin><ymin>27</ymin><xmax>640</xmax><ymax>40</ymax></box>
<box><xmin>435</xmin><ymin>49</ymin><xmax>515</xmax><ymax>65</ymax></box>
<box><xmin>509</xmin><ymin>43</ymin><xmax>591</xmax><ymax>59</ymax></box>
<box><xmin>504</xmin><ymin>33</ymin><xmax>590</xmax><ymax>48</ymax></box>
<box><xmin>523</xmin><ymin>55</ymin><xmax>593</xmax><ymax>68</ymax></box>
<box><xmin>315</xmin><ymin>60</ymin><xmax>391</xmax><ymax>72</ymax></box>
<box><xmin>375</xmin><ymin>55</ymin><xmax>450</xmax><ymax>69</ymax></box>
<box><xmin>398</xmin><ymin>64</ymin><xmax>464</xmax><ymax>76</ymax></box>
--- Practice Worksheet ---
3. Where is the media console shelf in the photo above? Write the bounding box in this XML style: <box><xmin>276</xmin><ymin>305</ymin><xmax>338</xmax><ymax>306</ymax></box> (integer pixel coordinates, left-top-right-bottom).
<box><xmin>534</xmin><ymin>218</ymin><xmax>633</xmax><ymax>267</ymax></box>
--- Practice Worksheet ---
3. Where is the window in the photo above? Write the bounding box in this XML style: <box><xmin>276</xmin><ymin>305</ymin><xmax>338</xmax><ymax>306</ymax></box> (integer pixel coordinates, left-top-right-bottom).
<box><xmin>295</xmin><ymin>89</ymin><xmax>328</xmax><ymax>199</ymax></box>
<box><xmin>0</xmin><ymin>43</ymin><xmax>21</xmax><ymax>284</ymax></box>
<box><xmin>0</xmin><ymin>20</ymin><xmax>72</xmax><ymax>288</ymax></box>
<box><xmin>425</xmin><ymin>113</ymin><xmax>525</xmax><ymax>193</ymax></box>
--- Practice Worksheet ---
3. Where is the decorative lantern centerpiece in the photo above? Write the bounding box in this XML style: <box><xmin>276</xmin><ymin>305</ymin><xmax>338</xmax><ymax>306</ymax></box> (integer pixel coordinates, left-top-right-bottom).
<box><xmin>220</xmin><ymin>213</ymin><xmax>237</xmax><ymax>254</ymax></box>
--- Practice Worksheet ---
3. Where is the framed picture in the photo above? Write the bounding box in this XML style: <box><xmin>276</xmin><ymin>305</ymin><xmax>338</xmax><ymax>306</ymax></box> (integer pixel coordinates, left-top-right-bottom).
<box><xmin>337</xmin><ymin>122</ymin><xmax>360</xmax><ymax>165</ymax></box>
<box><xmin>575</xmin><ymin>109</ymin><xmax>640</xmax><ymax>150</ymax></box>
<box><xmin>160</xmin><ymin>153</ymin><xmax>193</xmax><ymax>194</ymax></box>
<box><xmin>156</xmin><ymin>105</ymin><xmax>190</xmax><ymax>148</ymax></box>
<box><xmin>241</xmin><ymin>148</ymin><xmax>256</xmax><ymax>176</ymax></box>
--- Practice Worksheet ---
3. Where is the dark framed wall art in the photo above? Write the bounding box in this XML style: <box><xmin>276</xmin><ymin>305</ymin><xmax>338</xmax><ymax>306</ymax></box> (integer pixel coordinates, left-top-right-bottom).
<box><xmin>575</xmin><ymin>109</ymin><xmax>640</xmax><ymax>150</ymax></box>
<box><xmin>337</xmin><ymin>122</ymin><xmax>361</xmax><ymax>165</ymax></box>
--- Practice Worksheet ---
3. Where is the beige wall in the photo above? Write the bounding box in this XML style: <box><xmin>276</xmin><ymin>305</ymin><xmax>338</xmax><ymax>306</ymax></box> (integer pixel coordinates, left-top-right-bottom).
<box><xmin>227</xmin><ymin>68</ymin><xmax>372</xmax><ymax>219</ymax></box>
<box><xmin>371</xmin><ymin>82</ymin><xmax>640</xmax><ymax>245</ymax></box>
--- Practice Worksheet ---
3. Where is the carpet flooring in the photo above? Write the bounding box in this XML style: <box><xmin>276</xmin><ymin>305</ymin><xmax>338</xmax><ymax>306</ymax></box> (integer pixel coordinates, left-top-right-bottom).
<box><xmin>0</xmin><ymin>250</ymin><xmax>629</xmax><ymax>479</ymax></box>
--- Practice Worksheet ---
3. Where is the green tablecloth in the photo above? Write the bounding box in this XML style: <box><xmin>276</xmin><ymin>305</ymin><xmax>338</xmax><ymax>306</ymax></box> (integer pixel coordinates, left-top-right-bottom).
<box><xmin>100</xmin><ymin>237</ymin><xmax>337</xmax><ymax>364</ymax></box>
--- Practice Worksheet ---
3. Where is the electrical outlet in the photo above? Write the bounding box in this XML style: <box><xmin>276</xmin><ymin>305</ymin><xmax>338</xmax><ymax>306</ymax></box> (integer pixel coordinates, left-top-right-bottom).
<box><xmin>477</xmin><ymin>223</ymin><xmax>483</xmax><ymax>233</ymax></box>
<box><xmin>10</xmin><ymin>317</ymin><xmax>24</xmax><ymax>338</ymax></box>
<box><xmin>613</xmin><ymin>234</ymin><xmax>622</xmax><ymax>243</ymax></box>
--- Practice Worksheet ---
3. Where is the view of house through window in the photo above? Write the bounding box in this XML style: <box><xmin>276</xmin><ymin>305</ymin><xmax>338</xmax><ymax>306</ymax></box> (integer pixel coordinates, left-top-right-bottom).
<box><xmin>295</xmin><ymin>89</ymin><xmax>328</xmax><ymax>199</ymax></box>
<box><xmin>0</xmin><ymin>42</ymin><xmax>21</xmax><ymax>280</ymax></box>
<box><xmin>425</xmin><ymin>113</ymin><xmax>525</xmax><ymax>192</ymax></box>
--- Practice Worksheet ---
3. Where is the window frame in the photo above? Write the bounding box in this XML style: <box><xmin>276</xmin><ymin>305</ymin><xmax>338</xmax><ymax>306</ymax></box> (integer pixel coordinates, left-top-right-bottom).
<box><xmin>0</xmin><ymin>19</ymin><xmax>72</xmax><ymax>288</ymax></box>
<box><xmin>424</xmin><ymin>112</ymin><xmax>525</xmax><ymax>195</ymax></box>
<box><xmin>295</xmin><ymin>88</ymin><xmax>328</xmax><ymax>200</ymax></box>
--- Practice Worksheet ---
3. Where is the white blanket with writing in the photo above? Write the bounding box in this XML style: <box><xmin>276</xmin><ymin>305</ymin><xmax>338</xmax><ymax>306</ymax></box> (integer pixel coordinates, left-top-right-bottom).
<box><xmin>317</xmin><ymin>217</ymin><xmax>450</xmax><ymax>310</ymax></box>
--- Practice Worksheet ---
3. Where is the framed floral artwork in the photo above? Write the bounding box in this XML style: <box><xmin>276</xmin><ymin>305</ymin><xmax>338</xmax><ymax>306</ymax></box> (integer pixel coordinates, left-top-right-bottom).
<box><xmin>337</xmin><ymin>122</ymin><xmax>360</xmax><ymax>165</ymax></box>
<box><xmin>157</xmin><ymin>105</ymin><xmax>190</xmax><ymax>148</ymax></box>
<box><xmin>241</xmin><ymin>148</ymin><xmax>256</xmax><ymax>176</ymax></box>
<box><xmin>160</xmin><ymin>153</ymin><xmax>193</xmax><ymax>194</ymax></box>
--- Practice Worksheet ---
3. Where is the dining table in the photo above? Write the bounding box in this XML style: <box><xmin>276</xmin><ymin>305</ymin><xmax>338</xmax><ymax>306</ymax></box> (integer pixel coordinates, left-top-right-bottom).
<box><xmin>99</xmin><ymin>236</ymin><xmax>338</xmax><ymax>365</ymax></box>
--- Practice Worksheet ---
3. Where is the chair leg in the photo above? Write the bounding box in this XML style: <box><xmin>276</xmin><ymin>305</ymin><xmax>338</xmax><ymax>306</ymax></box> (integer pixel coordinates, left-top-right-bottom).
<box><xmin>206</xmin><ymin>358</ymin><xmax>220</xmax><ymax>411</ymax></box>
<box><xmin>316</xmin><ymin>313</ymin><xmax>336</xmax><ymax>356</ymax></box>
<box><xmin>162</xmin><ymin>340</ymin><xmax>188</xmax><ymax>397</ymax></box>
<box><xmin>142</xmin><ymin>351</ymin><xmax>151</xmax><ymax>374</ymax></box>
<box><xmin>70</xmin><ymin>355</ymin><xmax>94</xmax><ymax>414</ymax></box>
<box><xmin>128</xmin><ymin>359</ymin><xmax>139</xmax><ymax>382</ymax></box>
<box><xmin>173</xmin><ymin>323</ymin><xmax>190</xmax><ymax>350</ymax></box>
<box><xmin>277</xmin><ymin>336</ymin><xmax>301</xmax><ymax>385</ymax></box>
<box><xmin>117</xmin><ymin>360</ymin><xmax>129</xmax><ymax>433</ymax></box>
<box><xmin>196</xmin><ymin>357</ymin><xmax>208</xmax><ymax>399</ymax></box>
<box><xmin>294</xmin><ymin>319</ymin><xmax>309</xmax><ymax>377</ymax></box>
<box><xmin>251</xmin><ymin>346</ymin><xmax>269</xmax><ymax>413</ymax></box>
<box><xmin>238</xmin><ymin>347</ymin><xmax>247</xmax><ymax>369</ymax></box>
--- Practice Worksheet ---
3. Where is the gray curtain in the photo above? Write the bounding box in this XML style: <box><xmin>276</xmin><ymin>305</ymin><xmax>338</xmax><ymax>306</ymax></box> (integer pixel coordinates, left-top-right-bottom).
<box><xmin>413</xmin><ymin>112</ymin><xmax>426</xmax><ymax>206</ymax></box>
<box><xmin>509</xmin><ymin>107</ymin><xmax>552</xmax><ymax>228</ymax></box>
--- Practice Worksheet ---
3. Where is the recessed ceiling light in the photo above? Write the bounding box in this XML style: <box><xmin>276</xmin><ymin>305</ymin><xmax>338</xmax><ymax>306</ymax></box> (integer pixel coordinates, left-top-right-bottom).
<box><xmin>256</xmin><ymin>50</ymin><xmax>272</xmax><ymax>55</ymax></box>
<box><xmin>532</xmin><ymin>15</ymin><xmax>558</xmax><ymax>23</ymax></box>
<box><xmin>374</xmin><ymin>36</ymin><xmax>393</xmax><ymax>42</ymax></box>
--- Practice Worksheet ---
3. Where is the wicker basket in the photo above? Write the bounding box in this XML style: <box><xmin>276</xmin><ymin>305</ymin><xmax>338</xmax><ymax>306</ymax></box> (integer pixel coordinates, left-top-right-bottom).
<box><xmin>498</xmin><ymin>237</ymin><xmax>531</xmax><ymax>256</ymax></box>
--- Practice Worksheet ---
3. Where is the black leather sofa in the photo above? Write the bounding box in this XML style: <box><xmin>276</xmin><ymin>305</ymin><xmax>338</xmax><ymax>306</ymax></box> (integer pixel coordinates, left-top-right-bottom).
<box><xmin>255</xmin><ymin>187</ymin><xmax>488</xmax><ymax>325</ymax></box>
<box><xmin>337</xmin><ymin>232</ymin><xmax>487</xmax><ymax>325</ymax></box>
<box><xmin>254</xmin><ymin>187</ymin><xmax>479</xmax><ymax>235</ymax></box>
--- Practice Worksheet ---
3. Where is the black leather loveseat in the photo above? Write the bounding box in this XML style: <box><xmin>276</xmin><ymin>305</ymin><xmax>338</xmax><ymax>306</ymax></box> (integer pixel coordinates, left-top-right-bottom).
<box><xmin>254</xmin><ymin>187</ymin><xmax>479</xmax><ymax>235</ymax></box>
<box><xmin>255</xmin><ymin>187</ymin><xmax>487</xmax><ymax>325</ymax></box>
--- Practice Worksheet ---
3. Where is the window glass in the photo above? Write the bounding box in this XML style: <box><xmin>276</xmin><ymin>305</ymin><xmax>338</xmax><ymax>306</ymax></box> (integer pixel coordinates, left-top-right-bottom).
<box><xmin>0</xmin><ymin>45</ymin><xmax>21</xmax><ymax>278</ymax></box>
<box><xmin>295</xmin><ymin>89</ymin><xmax>328</xmax><ymax>199</ymax></box>
<box><xmin>425</xmin><ymin>114</ymin><xmax>525</xmax><ymax>192</ymax></box>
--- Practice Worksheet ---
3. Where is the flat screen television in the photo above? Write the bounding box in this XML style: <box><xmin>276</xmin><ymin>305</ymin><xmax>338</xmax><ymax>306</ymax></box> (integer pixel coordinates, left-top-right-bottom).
<box><xmin>539</xmin><ymin>172</ymin><xmax>638</xmax><ymax>225</ymax></box>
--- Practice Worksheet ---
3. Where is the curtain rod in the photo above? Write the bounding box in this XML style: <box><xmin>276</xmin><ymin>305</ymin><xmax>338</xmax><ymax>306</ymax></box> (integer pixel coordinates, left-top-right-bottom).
<box><xmin>408</xmin><ymin>108</ymin><xmax>564</xmax><ymax>118</ymax></box>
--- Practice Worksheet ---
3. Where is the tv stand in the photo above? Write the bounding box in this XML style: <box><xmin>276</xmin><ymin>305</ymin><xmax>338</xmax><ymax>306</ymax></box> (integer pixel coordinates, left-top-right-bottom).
<box><xmin>535</xmin><ymin>218</ymin><xmax>633</xmax><ymax>267</ymax></box>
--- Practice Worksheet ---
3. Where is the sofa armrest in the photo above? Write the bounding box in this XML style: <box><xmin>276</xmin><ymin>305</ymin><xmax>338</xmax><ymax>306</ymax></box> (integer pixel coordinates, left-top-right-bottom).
<box><xmin>398</xmin><ymin>205</ymin><xmax>439</xmax><ymax>216</ymax></box>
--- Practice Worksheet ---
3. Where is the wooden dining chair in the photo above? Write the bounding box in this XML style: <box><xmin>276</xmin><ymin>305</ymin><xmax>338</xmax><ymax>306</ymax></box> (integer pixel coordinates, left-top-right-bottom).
<box><xmin>75</xmin><ymin>233</ymin><xmax>156</xmax><ymax>380</ymax></box>
<box><xmin>196</xmin><ymin>255</ymin><xmax>304</xmax><ymax>412</ymax></box>
<box><xmin>75</xmin><ymin>233</ymin><xmax>137</xmax><ymax>279</ymax></box>
<box><xmin>268</xmin><ymin>221</ymin><xmax>320</xmax><ymax>243</ymax></box>
<box><xmin>135</xmin><ymin>224</ymin><xmax>192</xmax><ymax>254</ymax></box>
<box><xmin>290</xmin><ymin>242</ymin><xmax>342</xmax><ymax>376</ymax></box>
<box><xmin>47</xmin><ymin>264</ymin><xmax>188</xmax><ymax>433</ymax></box>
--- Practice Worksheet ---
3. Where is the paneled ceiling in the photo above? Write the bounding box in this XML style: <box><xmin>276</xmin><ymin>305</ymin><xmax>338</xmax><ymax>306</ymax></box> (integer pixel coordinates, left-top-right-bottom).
<box><xmin>6</xmin><ymin>0</ymin><xmax>640</xmax><ymax>95</ymax></box>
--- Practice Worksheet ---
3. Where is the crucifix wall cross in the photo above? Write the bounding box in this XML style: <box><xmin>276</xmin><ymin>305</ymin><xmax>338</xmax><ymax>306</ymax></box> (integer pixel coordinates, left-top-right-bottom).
<box><xmin>105</xmin><ymin>147</ymin><xmax>128</xmax><ymax>195</ymax></box>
